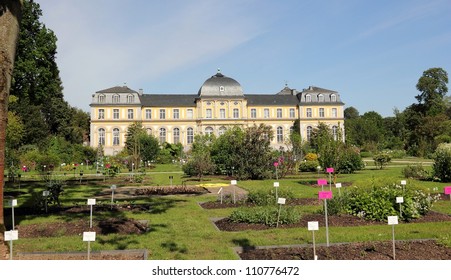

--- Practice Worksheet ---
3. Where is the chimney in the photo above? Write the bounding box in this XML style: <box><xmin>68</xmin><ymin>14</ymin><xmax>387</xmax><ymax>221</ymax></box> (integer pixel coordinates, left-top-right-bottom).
<box><xmin>138</xmin><ymin>88</ymin><xmax>144</xmax><ymax>95</ymax></box>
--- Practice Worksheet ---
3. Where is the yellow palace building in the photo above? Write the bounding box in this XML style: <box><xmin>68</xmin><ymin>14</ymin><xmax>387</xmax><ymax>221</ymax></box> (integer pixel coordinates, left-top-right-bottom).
<box><xmin>90</xmin><ymin>70</ymin><xmax>345</xmax><ymax>155</ymax></box>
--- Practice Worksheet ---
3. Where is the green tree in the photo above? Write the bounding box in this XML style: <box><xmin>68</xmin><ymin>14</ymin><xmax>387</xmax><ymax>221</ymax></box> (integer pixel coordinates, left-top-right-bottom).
<box><xmin>183</xmin><ymin>134</ymin><xmax>215</xmax><ymax>180</ymax></box>
<box><xmin>344</xmin><ymin>106</ymin><xmax>360</xmax><ymax>120</ymax></box>
<box><xmin>416</xmin><ymin>67</ymin><xmax>448</xmax><ymax>116</ymax></box>
<box><xmin>210</xmin><ymin>126</ymin><xmax>245</xmax><ymax>175</ymax></box>
<box><xmin>125</xmin><ymin>122</ymin><xmax>160</xmax><ymax>167</ymax></box>
<box><xmin>433</xmin><ymin>143</ymin><xmax>451</xmax><ymax>182</ymax></box>
<box><xmin>9</xmin><ymin>0</ymin><xmax>83</xmax><ymax>146</ymax></box>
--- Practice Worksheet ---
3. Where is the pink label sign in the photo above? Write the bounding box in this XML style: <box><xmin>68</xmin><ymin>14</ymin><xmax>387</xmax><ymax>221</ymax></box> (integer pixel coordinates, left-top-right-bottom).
<box><xmin>317</xmin><ymin>179</ymin><xmax>327</xmax><ymax>185</ymax></box>
<box><xmin>326</xmin><ymin>167</ymin><xmax>334</xmax><ymax>173</ymax></box>
<box><xmin>318</xmin><ymin>191</ymin><xmax>333</xmax><ymax>200</ymax></box>
<box><xmin>444</xmin><ymin>187</ymin><xmax>451</xmax><ymax>195</ymax></box>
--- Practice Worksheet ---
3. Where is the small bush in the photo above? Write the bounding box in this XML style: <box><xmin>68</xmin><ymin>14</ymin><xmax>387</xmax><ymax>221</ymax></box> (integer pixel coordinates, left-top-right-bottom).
<box><xmin>304</xmin><ymin>153</ymin><xmax>318</xmax><ymax>161</ymax></box>
<box><xmin>402</xmin><ymin>164</ymin><xmax>429</xmax><ymax>180</ymax></box>
<box><xmin>433</xmin><ymin>143</ymin><xmax>451</xmax><ymax>182</ymax></box>
<box><xmin>229</xmin><ymin>206</ymin><xmax>300</xmax><ymax>226</ymax></box>
<box><xmin>299</xmin><ymin>160</ymin><xmax>320</xmax><ymax>172</ymax></box>
<box><xmin>246</xmin><ymin>189</ymin><xmax>295</xmax><ymax>206</ymax></box>
<box><xmin>337</xmin><ymin>182</ymin><xmax>439</xmax><ymax>221</ymax></box>
<box><xmin>373</xmin><ymin>153</ymin><xmax>392</xmax><ymax>169</ymax></box>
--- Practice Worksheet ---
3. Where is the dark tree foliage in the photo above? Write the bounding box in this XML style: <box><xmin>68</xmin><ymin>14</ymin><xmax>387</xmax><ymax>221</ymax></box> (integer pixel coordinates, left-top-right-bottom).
<box><xmin>9</xmin><ymin>0</ymin><xmax>89</xmax><ymax>146</ymax></box>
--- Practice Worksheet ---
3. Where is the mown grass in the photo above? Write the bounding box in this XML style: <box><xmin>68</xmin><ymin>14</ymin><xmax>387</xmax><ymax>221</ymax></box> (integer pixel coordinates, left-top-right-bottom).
<box><xmin>4</xmin><ymin>162</ymin><xmax>451</xmax><ymax>260</ymax></box>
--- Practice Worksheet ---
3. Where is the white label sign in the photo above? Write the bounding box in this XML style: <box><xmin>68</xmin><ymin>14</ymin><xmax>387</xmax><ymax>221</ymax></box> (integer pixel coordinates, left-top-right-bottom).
<box><xmin>111</xmin><ymin>185</ymin><xmax>117</xmax><ymax>190</ymax></box>
<box><xmin>218</xmin><ymin>187</ymin><xmax>223</xmax><ymax>194</ymax></box>
<box><xmin>83</xmin><ymin>232</ymin><xmax>96</xmax><ymax>242</ymax></box>
<box><xmin>4</xmin><ymin>230</ymin><xmax>18</xmax><ymax>241</ymax></box>
<box><xmin>230</xmin><ymin>180</ymin><xmax>237</xmax><ymax>185</ymax></box>
<box><xmin>10</xmin><ymin>199</ymin><xmax>17</xmax><ymax>207</ymax></box>
<box><xmin>388</xmin><ymin>216</ymin><xmax>398</xmax><ymax>225</ymax></box>
<box><xmin>335</xmin><ymin>183</ymin><xmax>342</xmax><ymax>188</ymax></box>
<box><xmin>308</xmin><ymin>221</ymin><xmax>319</xmax><ymax>231</ymax></box>
<box><xmin>396</xmin><ymin>197</ymin><xmax>404</xmax><ymax>203</ymax></box>
<box><xmin>43</xmin><ymin>191</ymin><xmax>50</xmax><ymax>196</ymax></box>
<box><xmin>277</xmin><ymin>198</ymin><xmax>286</xmax><ymax>205</ymax></box>
<box><xmin>273</xmin><ymin>182</ymin><xmax>279</xmax><ymax>187</ymax></box>
<box><xmin>400</xmin><ymin>180</ymin><xmax>407</xmax><ymax>186</ymax></box>
<box><xmin>87</xmin><ymin>199</ymin><xmax>96</xmax><ymax>205</ymax></box>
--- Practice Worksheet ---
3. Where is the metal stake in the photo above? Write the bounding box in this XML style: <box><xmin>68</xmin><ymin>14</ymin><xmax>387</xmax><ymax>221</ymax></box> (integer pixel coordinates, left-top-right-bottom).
<box><xmin>325</xmin><ymin>199</ymin><xmax>329</xmax><ymax>246</ymax></box>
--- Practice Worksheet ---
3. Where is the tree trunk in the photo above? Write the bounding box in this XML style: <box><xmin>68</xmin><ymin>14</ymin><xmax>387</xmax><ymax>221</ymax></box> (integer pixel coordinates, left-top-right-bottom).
<box><xmin>0</xmin><ymin>0</ymin><xmax>23</xmax><ymax>226</ymax></box>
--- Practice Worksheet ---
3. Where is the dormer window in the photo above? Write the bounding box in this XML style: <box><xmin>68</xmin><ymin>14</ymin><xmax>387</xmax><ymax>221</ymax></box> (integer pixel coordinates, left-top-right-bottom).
<box><xmin>318</xmin><ymin>94</ymin><xmax>324</xmax><ymax>102</ymax></box>
<box><xmin>305</xmin><ymin>94</ymin><xmax>311</xmax><ymax>102</ymax></box>
<box><xmin>112</xmin><ymin>94</ymin><xmax>120</xmax><ymax>103</ymax></box>
<box><xmin>331</xmin><ymin>94</ymin><xmax>337</xmax><ymax>102</ymax></box>
<box><xmin>127</xmin><ymin>94</ymin><xmax>134</xmax><ymax>103</ymax></box>
<box><xmin>98</xmin><ymin>94</ymin><xmax>106</xmax><ymax>103</ymax></box>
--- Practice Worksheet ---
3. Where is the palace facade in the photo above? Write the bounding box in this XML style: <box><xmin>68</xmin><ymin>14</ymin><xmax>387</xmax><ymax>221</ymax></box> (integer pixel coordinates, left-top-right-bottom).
<box><xmin>90</xmin><ymin>70</ymin><xmax>345</xmax><ymax>155</ymax></box>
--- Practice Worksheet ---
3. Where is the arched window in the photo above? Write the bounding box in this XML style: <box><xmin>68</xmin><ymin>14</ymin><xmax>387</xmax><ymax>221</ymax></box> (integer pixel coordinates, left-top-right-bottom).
<box><xmin>159</xmin><ymin>128</ymin><xmax>166</xmax><ymax>143</ymax></box>
<box><xmin>331</xmin><ymin>94</ymin><xmax>337</xmax><ymax>102</ymax></box>
<box><xmin>187</xmin><ymin>127</ymin><xmax>194</xmax><ymax>144</ymax></box>
<box><xmin>305</xmin><ymin>94</ymin><xmax>311</xmax><ymax>102</ymax></box>
<box><xmin>113</xmin><ymin>128</ymin><xmax>120</xmax><ymax>146</ymax></box>
<box><xmin>98</xmin><ymin>128</ymin><xmax>105</xmax><ymax>145</ymax></box>
<box><xmin>332</xmin><ymin>125</ymin><xmax>338</xmax><ymax>140</ymax></box>
<box><xmin>146</xmin><ymin>128</ymin><xmax>152</xmax><ymax>135</ymax></box>
<box><xmin>127</xmin><ymin>94</ymin><xmax>134</xmax><ymax>103</ymax></box>
<box><xmin>276</xmin><ymin>126</ymin><xmax>283</xmax><ymax>143</ymax></box>
<box><xmin>112</xmin><ymin>94</ymin><xmax>120</xmax><ymax>103</ymax></box>
<box><xmin>173</xmin><ymin>128</ymin><xmax>180</xmax><ymax>144</ymax></box>
<box><xmin>307</xmin><ymin>126</ymin><xmax>313</xmax><ymax>141</ymax></box>
<box><xmin>219</xmin><ymin>126</ymin><xmax>227</xmax><ymax>136</ymax></box>
<box><xmin>233</xmin><ymin>108</ymin><xmax>239</xmax><ymax>118</ymax></box>
<box><xmin>205</xmin><ymin>126</ymin><xmax>214</xmax><ymax>136</ymax></box>
<box><xmin>318</xmin><ymin>94</ymin><xmax>324</xmax><ymax>102</ymax></box>
<box><xmin>98</xmin><ymin>94</ymin><xmax>106</xmax><ymax>103</ymax></box>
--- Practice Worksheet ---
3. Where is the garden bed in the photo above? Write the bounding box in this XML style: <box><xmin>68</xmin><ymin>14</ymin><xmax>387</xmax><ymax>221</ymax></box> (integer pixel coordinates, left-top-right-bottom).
<box><xmin>215</xmin><ymin>211</ymin><xmax>451</xmax><ymax>231</ymax></box>
<box><xmin>238</xmin><ymin>239</ymin><xmax>451</xmax><ymax>260</ymax></box>
<box><xmin>200</xmin><ymin>198</ymin><xmax>322</xmax><ymax>209</ymax></box>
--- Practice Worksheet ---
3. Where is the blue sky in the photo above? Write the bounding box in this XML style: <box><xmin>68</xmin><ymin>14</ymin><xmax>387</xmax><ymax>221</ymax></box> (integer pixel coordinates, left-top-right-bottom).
<box><xmin>38</xmin><ymin>0</ymin><xmax>451</xmax><ymax>117</ymax></box>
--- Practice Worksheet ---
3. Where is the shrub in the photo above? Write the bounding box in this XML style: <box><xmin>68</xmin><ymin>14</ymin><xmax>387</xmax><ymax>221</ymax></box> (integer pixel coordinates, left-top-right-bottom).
<box><xmin>335</xmin><ymin>182</ymin><xmax>439</xmax><ymax>221</ymax></box>
<box><xmin>373</xmin><ymin>153</ymin><xmax>392</xmax><ymax>169</ymax></box>
<box><xmin>402</xmin><ymin>164</ymin><xmax>429</xmax><ymax>180</ymax></box>
<box><xmin>433</xmin><ymin>143</ymin><xmax>451</xmax><ymax>182</ymax></box>
<box><xmin>336</xmin><ymin>146</ymin><xmax>365</xmax><ymax>174</ymax></box>
<box><xmin>304</xmin><ymin>153</ymin><xmax>318</xmax><ymax>161</ymax></box>
<box><xmin>229</xmin><ymin>206</ymin><xmax>300</xmax><ymax>226</ymax></box>
<box><xmin>360</xmin><ymin>151</ymin><xmax>372</xmax><ymax>158</ymax></box>
<box><xmin>246</xmin><ymin>189</ymin><xmax>295</xmax><ymax>206</ymax></box>
<box><xmin>382</xmin><ymin>149</ymin><xmax>407</xmax><ymax>159</ymax></box>
<box><xmin>299</xmin><ymin>160</ymin><xmax>320</xmax><ymax>172</ymax></box>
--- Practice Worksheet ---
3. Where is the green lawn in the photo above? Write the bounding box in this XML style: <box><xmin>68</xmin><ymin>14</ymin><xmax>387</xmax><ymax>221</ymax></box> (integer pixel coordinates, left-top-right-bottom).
<box><xmin>3</xmin><ymin>162</ymin><xmax>451</xmax><ymax>259</ymax></box>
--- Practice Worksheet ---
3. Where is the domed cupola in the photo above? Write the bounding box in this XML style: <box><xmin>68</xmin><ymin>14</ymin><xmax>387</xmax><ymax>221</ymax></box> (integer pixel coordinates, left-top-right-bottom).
<box><xmin>198</xmin><ymin>69</ymin><xmax>243</xmax><ymax>97</ymax></box>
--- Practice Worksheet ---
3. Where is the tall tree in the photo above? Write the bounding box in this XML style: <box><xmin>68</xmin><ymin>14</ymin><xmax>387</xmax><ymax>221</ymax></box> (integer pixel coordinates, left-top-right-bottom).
<box><xmin>0</xmin><ymin>0</ymin><xmax>23</xmax><ymax>226</ymax></box>
<box><xmin>415</xmin><ymin>67</ymin><xmax>448</xmax><ymax>116</ymax></box>
<box><xmin>9</xmin><ymin>0</ymin><xmax>76</xmax><ymax>146</ymax></box>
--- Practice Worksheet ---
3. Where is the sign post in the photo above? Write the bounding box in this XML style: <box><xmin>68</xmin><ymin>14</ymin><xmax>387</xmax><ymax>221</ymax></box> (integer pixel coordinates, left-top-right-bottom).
<box><xmin>335</xmin><ymin>183</ymin><xmax>342</xmax><ymax>196</ymax></box>
<box><xmin>4</xmin><ymin>230</ymin><xmax>18</xmax><ymax>260</ymax></box>
<box><xmin>83</xmin><ymin>231</ymin><xmax>96</xmax><ymax>260</ymax></box>
<box><xmin>444</xmin><ymin>187</ymin><xmax>451</xmax><ymax>201</ymax></box>
<box><xmin>316</xmin><ymin>166</ymin><xmax>321</xmax><ymax>178</ymax></box>
<box><xmin>276</xmin><ymin>198</ymin><xmax>286</xmax><ymax>228</ymax></box>
<box><xmin>169</xmin><ymin>175</ymin><xmax>173</xmax><ymax>187</ymax></box>
<box><xmin>317</xmin><ymin>179</ymin><xmax>327</xmax><ymax>191</ymax></box>
<box><xmin>400</xmin><ymin>180</ymin><xmax>407</xmax><ymax>193</ymax></box>
<box><xmin>388</xmin><ymin>216</ymin><xmax>398</xmax><ymax>260</ymax></box>
<box><xmin>218</xmin><ymin>187</ymin><xmax>223</xmax><ymax>204</ymax></box>
<box><xmin>396</xmin><ymin>196</ymin><xmax>404</xmax><ymax>218</ymax></box>
<box><xmin>308</xmin><ymin>221</ymin><xmax>319</xmax><ymax>260</ymax></box>
<box><xmin>110</xmin><ymin>185</ymin><xmax>117</xmax><ymax>209</ymax></box>
<box><xmin>10</xmin><ymin>199</ymin><xmax>17</xmax><ymax>229</ymax></box>
<box><xmin>87</xmin><ymin>199</ymin><xmax>96</xmax><ymax>228</ymax></box>
<box><xmin>273</xmin><ymin>182</ymin><xmax>279</xmax><ymax>202</ymax></box>
<box><xmin>318</xmin><ymin>191</ymin><xmax>333</xmax><ymax>246</ymax></box>
<box><xmin>326</xmin><ymin>168</ymin><xmax>334</xmax><ymax>191</ymax></box>
<box><xmin>274</xmin><ymin>162</ymin><xmax>279</xmax><ymax>180</ymax></box>
<box><xmin>43</xmin><ymin>191</ymin><xmax>49</xmax><ymax>213</ymax></box>
<box><xmin>231</xmin><ymin>180</ymin><xmax>237</xmax><ymax>204</ymax></box>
